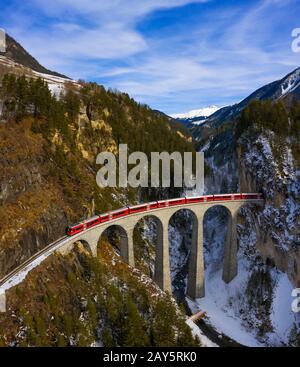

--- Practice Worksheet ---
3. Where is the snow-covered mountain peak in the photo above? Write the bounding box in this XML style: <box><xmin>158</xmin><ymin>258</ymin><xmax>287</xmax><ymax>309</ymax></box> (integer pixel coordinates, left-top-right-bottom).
<box><xmin>280</xmin><ymin>67</ymin><xmax>300</xmax><ymax>97</ymax></box>
<box><xmin>170</xmin><ymin>105</ymin><xmax>222</xmax><ymax>120</ymax></box>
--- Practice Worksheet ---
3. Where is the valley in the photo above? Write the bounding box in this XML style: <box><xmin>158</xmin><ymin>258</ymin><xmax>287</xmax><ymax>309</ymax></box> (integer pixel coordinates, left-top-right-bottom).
<box><xmin>0</xmin><ymin>31</ymin><xmax>299</xmax><ymax>348</ymax></box>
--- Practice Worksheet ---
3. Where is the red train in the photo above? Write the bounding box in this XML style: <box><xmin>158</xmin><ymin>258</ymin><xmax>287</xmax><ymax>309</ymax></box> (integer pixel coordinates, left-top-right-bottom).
<box><xmin>65</xmin><ymin>193</ymin><xmax>263</xmax><ymax>236</ymax></box>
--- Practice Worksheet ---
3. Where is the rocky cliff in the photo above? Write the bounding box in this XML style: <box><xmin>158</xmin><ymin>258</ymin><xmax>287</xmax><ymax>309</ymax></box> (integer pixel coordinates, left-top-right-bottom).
<box><xmin>0</xmin><ymin>72</ymin><xmax>194</xmax><ymax>278</ymax></box>
<box><xmin>238</xmin><ymin>128</ymin><xmax>300</xmax><ymax>288</ymax></box>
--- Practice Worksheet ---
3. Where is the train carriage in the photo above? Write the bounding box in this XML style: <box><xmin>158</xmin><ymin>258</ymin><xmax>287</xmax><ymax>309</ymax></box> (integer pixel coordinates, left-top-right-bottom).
<box><xmin>110</xmin><ymin>207</ymin><xmax>129</xmax><ymax>220</ymax></box>
<box><xmin>85</xmin><ymin>215</ymin><xmax>101</xmax><ymax>229</ymax></box>
<box><xmin>186</xmin><ymin>196</ymin><xmax>205</xmax><ymax>204</ymax></box>
<box><xmin>149</xmin><ymin>201</ymin><xmax>159</xmax><ymax>210</ymax></box>
<box><xmin>99</xmin><ymin>213</ymin><xmax>110</xmax><ymax>223</ymax></box>
<box><xmin>66</xmin><ymin>222</ymin><xmax>84</xmax><ymax>236</ymax></box>
<box><xmin>167</xmin><ymin>197</ymin><xmax>186</xmax><ymax>206</ymax></box>
<box><xmin>213</xmin><ymin>194</ymin><xmax>232</xmax><ymax>201</ymax></box>
<box><xmin>65</xmin><ymin>193</ymin><xmax>263</xmax><ymax>236</ymax></box>
<box><xmin>129</xmin><ymin>203</ymin><xmax>148</xmax><ymax>214</ymax></box>
<box><xmin>157</xmin><ymin>200</ymin><xmax>168</xmax><ymax>208</ymax></box>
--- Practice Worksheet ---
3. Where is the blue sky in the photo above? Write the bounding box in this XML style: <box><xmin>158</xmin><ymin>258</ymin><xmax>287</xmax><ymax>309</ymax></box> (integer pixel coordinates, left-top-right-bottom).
<box><xmin>0</xmin><ymin>0</ymin><xmax>299</xmax><ymax>114</ymax></box>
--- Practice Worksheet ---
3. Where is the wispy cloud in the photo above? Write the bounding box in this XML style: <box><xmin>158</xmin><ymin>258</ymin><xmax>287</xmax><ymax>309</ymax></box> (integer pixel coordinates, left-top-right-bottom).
<box><xmin>0</xmin><ymin>0</ymin><xmax>299</xmax><ymax>113</ymax></box>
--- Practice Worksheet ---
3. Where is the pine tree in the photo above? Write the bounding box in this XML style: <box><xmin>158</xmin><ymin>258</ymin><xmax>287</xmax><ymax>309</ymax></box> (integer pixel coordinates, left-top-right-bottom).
<box><xmin>120</xmin><ymin>296</ymin><xmax>149</xmax><ymax>347</ymax></box>
<box><xmin>151</xmin><ymin>296</ymin><xmax>176</xmax><ymax>346</ymax></box>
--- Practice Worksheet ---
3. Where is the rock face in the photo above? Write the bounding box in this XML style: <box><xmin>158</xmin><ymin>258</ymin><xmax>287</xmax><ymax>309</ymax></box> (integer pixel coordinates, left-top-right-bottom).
<box><xmin>238</xmin><ymin>130</ymin><xmax>300</xmax><ymax>287</ymax></box>
<box><xmin>188</xmin><ymin>68</ymin><xmax>300</xmax><ymax>291</ymax></box>
<box><xmin>0</xmin><ymin>100</ymin><xmax>115</xmax><ymax>277</ymax></box>
<box><xmin>0</xmin><ymin>119</ymin><xmax>69</xmax><ymax>276</ymax></box>
<box><xmin>0</xmin><ymin>109</ymin><xmax>121</xmax><ymax>277</ymax></box>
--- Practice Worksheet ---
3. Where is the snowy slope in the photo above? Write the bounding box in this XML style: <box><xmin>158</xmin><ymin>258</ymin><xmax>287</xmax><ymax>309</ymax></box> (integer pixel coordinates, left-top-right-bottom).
<box><xmin>171</xmin><ymin>106</ymin><xmax>222</xmax><ymax>120</ymax></box>
<box><xmin>280</xmin><ymin>68</ymin><xmax>300</xmax><ymax>97</ymax></box>
<box><xmin>189</xmin><ymin>67</ymin><xmax>300</xmax><ymax>132</ymax></box>
<box><xmin>0</xmin><ymin>55</ymin><xmax>79</xmax><ymax>97</ymax></box>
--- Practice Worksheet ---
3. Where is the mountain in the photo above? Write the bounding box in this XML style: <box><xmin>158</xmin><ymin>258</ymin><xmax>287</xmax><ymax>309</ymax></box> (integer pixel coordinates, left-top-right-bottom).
<box><xmin>171</xmin><ymin>105</ymin><xmax>221</xmax><ymax>120</ymax></box>
<box><xmin>0</xmin><ymin>34</ymin><xmax>202</xmax><ymax>347</ymax></box>
<box><xmin>0</xmin><ymin>33</ymin><xmax>69</xmax><ymax>79</ymax></box>
<box><xmin>203</xmin><ymin>67</ymin><xmax>300</xmax><ymax>128</ymax></box>
<box><xmin>170</xmin><ymin>105</ymin><xmax>222</xmax><ymax>126</ymax></box>
<box><xmin>0</xmin><ymin>34</ymin><xmax>299</xmax><ymax>347</ymax></box>
<box><xmin>187</xmin><ymin>67</ymin><xmax>300</xmax><ymax>346</ymax></box>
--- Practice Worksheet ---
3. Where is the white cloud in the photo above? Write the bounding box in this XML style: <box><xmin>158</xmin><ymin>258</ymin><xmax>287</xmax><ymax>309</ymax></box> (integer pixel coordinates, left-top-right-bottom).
<box><xmin>33</xmin><ymin>0</ymin><xmax>209</xmax><ymax>19</ymax></box>
<box><xmin>9</xmin><ymin>0</ymin><xmax>208</xmax><ymax>63</ymax></box>
<box><xmin>28</xmin><ymin>25</ymin><xmax>148</xmax><ymax>60</ymax></box>
<box><xmin>1</xmin><ymin>0</ymin><xmax>299</xmax><ymax>114</ymax></box>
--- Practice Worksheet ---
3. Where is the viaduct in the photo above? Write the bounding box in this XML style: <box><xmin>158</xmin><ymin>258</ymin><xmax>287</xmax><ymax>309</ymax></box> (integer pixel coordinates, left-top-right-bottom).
<box><xmin>0</xmin><ymin>197</ymin><xmax>264</xmax><ymax>312</ymax></box>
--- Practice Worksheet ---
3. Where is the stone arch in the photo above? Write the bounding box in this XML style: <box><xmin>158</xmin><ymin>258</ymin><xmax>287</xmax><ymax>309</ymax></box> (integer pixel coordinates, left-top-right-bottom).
<box><xmin>74</xmin><ymin>239</ymin><xmax>94</xmax><ymax>256</ymax></box>
<box><xmin>202</xmin><ymin>202</ymin><xmax>233</xmax><ymax>220</ymax></box>
<box><xmin>98</xmin><ymin>224</ymin><xmax>131</xmax><ymax>264</ymax></box>
<box><xmin>168</xmin><ymin>208</ymin><xmax>202</xmax><ymax>300</ymax></box>
<box><xmin>58</xmin><ymin>237</ymin><xmax>95</xmax><ymax>257</ymax></box>
<box><xmin>132</xmin><ymin>214</ymin><xmax>164</xmax><ymax>279</ymax></box>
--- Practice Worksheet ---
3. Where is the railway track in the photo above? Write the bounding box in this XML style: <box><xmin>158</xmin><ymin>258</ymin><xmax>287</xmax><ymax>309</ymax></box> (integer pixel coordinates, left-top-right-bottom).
<box><xmin>0</xmin><ymin>236</ymin><xmax>67</xmax><ymax>288</ymax></box>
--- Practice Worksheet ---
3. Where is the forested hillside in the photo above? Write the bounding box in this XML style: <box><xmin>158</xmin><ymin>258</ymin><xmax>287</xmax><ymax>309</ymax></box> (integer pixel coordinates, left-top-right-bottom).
<box><xmin>0</xmin><ymin>73</ymin><xmax>199</xmax><ymax>346</ymax></box>
<box><xmin>237</xmin><ymin>100</ymin><xmax>300</xmax><ymax>164</ymax></box>
<box><xmin>0</xmin><ymin>73</ymin><xmax>195</xmax><ymax>274</ymax></box>
<box><xmin>0</xmin><ymin>240</ymin><xmax>199</xmax><ymax>347</ymax></box>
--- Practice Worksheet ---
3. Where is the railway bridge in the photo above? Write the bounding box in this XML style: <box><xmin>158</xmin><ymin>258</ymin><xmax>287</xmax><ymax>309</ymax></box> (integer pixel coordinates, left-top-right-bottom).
<box><xmin>0</xmin><ymin>195</ymin><xmax>264</xmax><ymax>312</ymax></box>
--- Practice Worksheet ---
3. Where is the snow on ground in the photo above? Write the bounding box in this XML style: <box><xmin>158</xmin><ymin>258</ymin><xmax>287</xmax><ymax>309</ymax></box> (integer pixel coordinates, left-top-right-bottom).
<box><xmin>186</xmin><ymin>318</ymin><xmax>218</xmax><ymax>347</ymax></box>
<box><xmin>186</xmin><ymin>259</ymin><xmax>297</xmax><ymax>346</ymax></box>
<box><xmin>47</xmin><ymin>82</ymin><xmax>65</xmax><ymax>97</ymax></box>
<box><xmin>180</xmin><ymin>209</ymin><xmax>298</xmax><ymax>347</ymax></box>
<box><xmin>268</xmin><ymin>273</ymin><xmax>296</xmax><ymax>345</ymax></box>
<box><xmin>192</xmin><ymin>119</ymin><xmax>206</xmax><ymax>126</ymax></box>
<box><xmin>280</xmin><ymin>68</ymin><xmax>300</xmax><ymax>97</ymax></box>
<box><xmin>0</xmin><ymin>254</ymin><xmax>48</xmax><ymax>292</ymax></box>
<box><xmin>33</xmin><ymin>71</ymin><xmax>79</xmax><ymax>97</ymax></box>
<box><xmin>187</xmin><ymin>262</ymin><xmax>265</xmax><ymax>347</ymax></box>
<box><xmin>0</xmin><ymin>237</ymin><xmax>71</xmax><ymax>292</ymax></box>
<box><xmin>171</xmin><ymin>106</ymin><xmax>221</xmax><ymax>119</ymax></box>
<box><xmin>0</xmin><ymin>56</ymin><xmax>79</xmax><ymax>99</ymax></box>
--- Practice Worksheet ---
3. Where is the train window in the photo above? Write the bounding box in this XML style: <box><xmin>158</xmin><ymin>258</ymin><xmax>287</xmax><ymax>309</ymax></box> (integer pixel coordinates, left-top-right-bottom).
<box><xmin>100</xmin><ymin>215</ymin><xmax>109</xmax><ymax>222</ymax></box>
<box><xmin>130</xmin><ymin>205</ymin><xmax>147</xmax><ymax>213</ymax></box>
<box><xmin>112</xmin><ymin>209</ymin><xmax>128</xmax><ymax>218</ymax></box>
<box><xmin>86</xmin><ymin>219</ymin><xmax>100</xmax><ymax>228</ymax></box>
<box><xmin>168</xmin><ymin>199</ymin><xmax>184</xmax><ymax>206</ymax></box>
